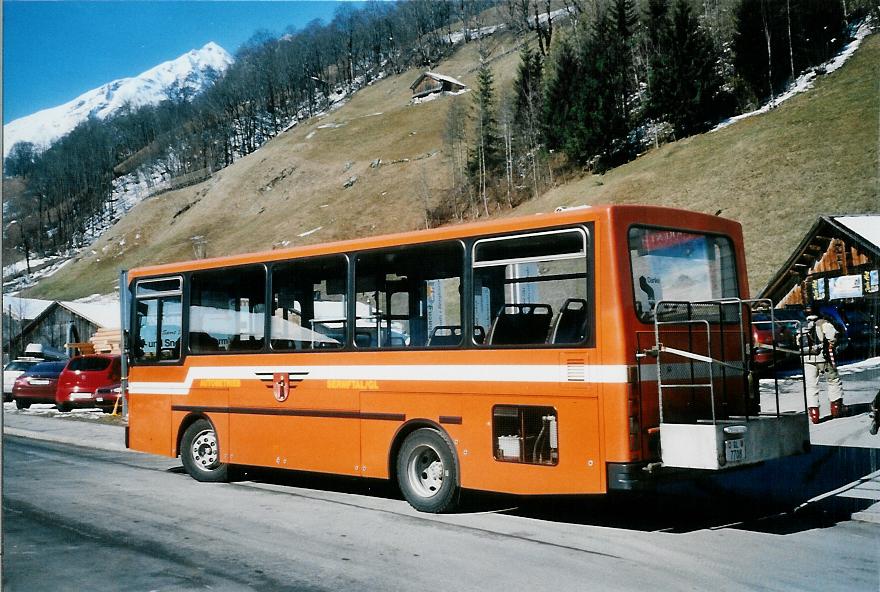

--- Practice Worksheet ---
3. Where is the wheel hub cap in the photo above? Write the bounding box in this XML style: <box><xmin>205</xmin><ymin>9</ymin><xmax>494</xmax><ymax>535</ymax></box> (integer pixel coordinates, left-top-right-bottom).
<box><xmin>192</xmin><ymin>429</ymin><xmax>219</xmax><ymax>469</ymax></box>
<box><xmin>408</xmin><ymin>445</ymin><xmax>444</xmax><ymax>498</ymax></box>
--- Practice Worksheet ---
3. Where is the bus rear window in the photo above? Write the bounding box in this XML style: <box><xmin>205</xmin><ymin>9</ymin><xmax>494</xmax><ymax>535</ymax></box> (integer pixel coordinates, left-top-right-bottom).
<box><xmin>68</xmin><ymin>357</ymin><xmax>111</xmax><ymax>372</ymax></box>
<box><xmin>629</xmin><ymin>226</ymin><xmax>738</xmax><ymax>321</ymax></box>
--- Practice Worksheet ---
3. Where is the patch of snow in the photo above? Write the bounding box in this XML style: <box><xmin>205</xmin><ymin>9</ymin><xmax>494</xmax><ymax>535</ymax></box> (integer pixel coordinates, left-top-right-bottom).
<box><xmin>73</xmin><ymin>292</ymin><xmax>120</xmax><ymax>305</ymax></box>
<box><xmin>306</xmin><ymin>130</ymin><xmax>316</xmax><ymax>140</ymax></box>
<box><xmin>3</xmin><ymin>257</ymin><xmax>72</xmax><ymax>294</ymax></box>
<box><xmin>3</xmin><ymin>255</ymin><xmax>57</xmax><ymax>277</ymax></box>
<box><xmin>298</xmin><ymin>226</ymin><xmax>323</xmax><ymax>238</ymax></box>
<box><xmin>443</xmin><ymin>24</ymin><xmax>505</xmax><ymax>44</ymax></box>
<box><xmin>411</xmin><ymin>88</ymin><xmax>470</xmax><ymax>105</ymax></box>
<box><xmin>713</xmin><ymin>20</ymin><xmax>871</xmax><ymax>132</ymax></box>
<box><xmin>3</xmin><ymin>402</ymin><xmax>108</xmax><ymax>419</ymax></box>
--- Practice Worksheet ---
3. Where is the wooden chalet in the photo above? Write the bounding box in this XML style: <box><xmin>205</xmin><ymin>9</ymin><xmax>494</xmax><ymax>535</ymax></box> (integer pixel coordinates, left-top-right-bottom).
<box><xmin>760</xmin><ymin>215</ymin><xmax>879</xmax><ymax>307</ymax></box>
<box><xmin>409</xmin><ymin>72</ymin><xmax>468</xmax><ymax>99</ymax></box>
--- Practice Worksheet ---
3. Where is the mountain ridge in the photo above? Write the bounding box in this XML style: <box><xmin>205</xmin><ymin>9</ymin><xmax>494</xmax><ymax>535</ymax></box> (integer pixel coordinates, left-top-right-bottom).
<box><xmin>3</xmin><ymin>42</ymin><xmax>233</xmax><ymax>157</ymax></box>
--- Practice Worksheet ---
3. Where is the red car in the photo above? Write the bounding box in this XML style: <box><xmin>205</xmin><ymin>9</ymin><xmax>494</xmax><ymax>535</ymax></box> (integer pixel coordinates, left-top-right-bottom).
<box><xmin>94</xmin><ymin>383</ymin><xmax>123</xmax><ymax>413</ymax></box>
<box><xmin>56</xmin><ymin>354</ymin><xmax>122</xmax><ymax>412</ymax></box>
<box><xmin>11</xmin><ymin>361</ymin><xmax>67</xmax><ymax>409</ymax></box>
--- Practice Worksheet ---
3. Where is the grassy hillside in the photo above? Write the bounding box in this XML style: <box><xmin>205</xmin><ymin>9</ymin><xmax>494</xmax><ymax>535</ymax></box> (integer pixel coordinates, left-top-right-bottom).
<box><xmin>30</xmin><ymin>31</ymin><xmax>878</xmax><ymax>301</ymax></box>
<box><xmin>514</xmin><ymin>33</ymin><xmax>880</xmax><ymax>293</ymax></box>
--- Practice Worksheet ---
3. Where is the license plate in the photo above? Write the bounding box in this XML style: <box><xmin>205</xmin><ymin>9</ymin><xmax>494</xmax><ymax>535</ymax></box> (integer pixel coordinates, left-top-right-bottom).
<box><xmin>725</xmin><ymin>439</ymin><xmax>745</xmax><ymax>462</ymax></box>
<box><xmin>29</xmin><ymin>379</ymin><xmax>49</xmax><ymax>385</ymax></box>
<box><xmin>96</xmin><ymin>397</ymin><xmax>104</xmax><ymax>402</ymax></box>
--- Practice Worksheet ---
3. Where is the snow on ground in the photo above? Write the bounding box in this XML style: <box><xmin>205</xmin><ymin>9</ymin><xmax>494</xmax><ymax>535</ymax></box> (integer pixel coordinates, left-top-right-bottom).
<box><xmin>713</xmin><ymin>19</ymin><xmax>872</xmax><ymax>132</ymax></box>
<box><xmin>298</xmin><ymin>226</ymin><xmax>323</xmax><ymax>238</ymax></box>
<box><xmin>412</xmin><ymin>88</ymin><xmax>470</xmax><ymax>105</ymax></box>
<box><xmin>3</xmin><ymin>402</ymin><xmax>110</xmax><ymax>421</ymax></box>
<box><xmin>72</xmin><ymin>292</ymin><xmax>119</xmax><ymax>305</ymax></box>
<box><xmin>3</xmin><ymin>258</ymin><xmax>72</xmax><ymax>294</ymax></box>
<box><xmin>3</xmin><ymin>254</ymin><xmax>61</xmax><ymax>277</ymax></box>
<box><xmin>443</xmin><ymin>24</ymin><xmax>502</xmax><ymax>44</ymax></box>
<box><xmin>760</xmin><ymin>355</ymin><xmax>880</xmax><ymax>449</ymax></box>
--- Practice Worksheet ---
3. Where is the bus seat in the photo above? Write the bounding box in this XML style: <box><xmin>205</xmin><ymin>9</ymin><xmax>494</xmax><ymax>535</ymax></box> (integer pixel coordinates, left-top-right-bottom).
<box><xmin>550</xmin><ymin>298</ymin><xmax>589</xmax><ymax>344</ymax></box>
<box><xmin>488</xmin><ymin>304</ymin><xmax>553</xmax><ymax>345</ymax></box>
<box><xmin>229</xmin><ymin>335</ymin><xmax>263</xmax><ymax>351</ymax></box>
<box><xmin>428</xmin><ymin>326</ymin><xmax>462</xmax><ymax>347</ymax></box>
<box><xmin>189</xmin><ymin>332</ymin><xmax>220</xmax><ymax>352</ymax></box>
<box><xmin>355</xmin><ymin>331</ymin><xmax>373</xmax><ymax>348</ymax></box>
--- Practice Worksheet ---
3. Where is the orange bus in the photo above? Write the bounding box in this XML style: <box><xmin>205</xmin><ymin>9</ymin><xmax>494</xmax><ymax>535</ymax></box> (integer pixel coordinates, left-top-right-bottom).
<box><xmin>121</xmin><ymin>205</ymin><xmax>809</xmax><ymax>512</ymax></box>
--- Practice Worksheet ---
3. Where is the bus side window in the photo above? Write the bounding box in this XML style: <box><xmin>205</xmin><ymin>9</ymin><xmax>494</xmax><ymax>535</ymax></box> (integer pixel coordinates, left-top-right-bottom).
<box><xmin>355</xmin><ymin>241</ymin><xmax>464</xmax><ymax>349</ymax></box>
<box><xmin>133</xmin><ymin>277</ymin><xmax>182</xmax><ymax>364</ymax></box>
<box><xmin>473</xmin><ymin>228</ymin><xmax>590</xmax><ymax>347</ymax></box>
<box><xmin>270</xmin><ymin>255</ymin><xmax>347</xmax><ymax>351</ymax></box>
<box><xmin>190</xmin><ymin>266</ymin><xmax>266</xmax><ymax>354</ymax></box>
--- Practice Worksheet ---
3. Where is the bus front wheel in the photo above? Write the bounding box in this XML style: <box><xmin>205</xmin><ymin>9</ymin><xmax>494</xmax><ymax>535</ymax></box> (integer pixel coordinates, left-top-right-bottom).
<box><xmin>181</xmin><ymin>419</ymin><xmax>229</xmax><ymax>483</ymax></box>
<box><xmin>396</xmin><ymin>428</ymin><xmax>459</xmax><ymax>513</ymax></box>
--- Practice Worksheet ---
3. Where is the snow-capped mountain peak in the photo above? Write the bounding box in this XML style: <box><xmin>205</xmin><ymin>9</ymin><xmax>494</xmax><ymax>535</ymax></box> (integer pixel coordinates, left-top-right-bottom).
<box><xmin>3</xmin><ymin>42</ymin><xmax>233</xmax><ymax>157</ymax></box>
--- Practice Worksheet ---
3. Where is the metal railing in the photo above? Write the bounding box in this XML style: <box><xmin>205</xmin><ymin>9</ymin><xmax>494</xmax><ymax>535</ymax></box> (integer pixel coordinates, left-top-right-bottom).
<box><xmin>652</xmin><ymin>297</ymin><xmax>803</xmax><ymax>426</ymax></box>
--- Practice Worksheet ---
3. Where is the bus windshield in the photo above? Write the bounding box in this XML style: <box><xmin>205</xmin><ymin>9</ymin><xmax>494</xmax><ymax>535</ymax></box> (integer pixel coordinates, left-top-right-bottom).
<box><xmin>628</xmin><ymin>226</ymin><xmax>738</xmax><ymax>321</ymax></box>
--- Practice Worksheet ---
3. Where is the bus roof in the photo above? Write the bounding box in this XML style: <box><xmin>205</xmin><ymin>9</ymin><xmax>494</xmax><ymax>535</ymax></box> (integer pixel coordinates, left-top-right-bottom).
<box><xmin>127</xmin><ymin>204</ymin><xmax>743</xmax><ymax>279</ymax></box>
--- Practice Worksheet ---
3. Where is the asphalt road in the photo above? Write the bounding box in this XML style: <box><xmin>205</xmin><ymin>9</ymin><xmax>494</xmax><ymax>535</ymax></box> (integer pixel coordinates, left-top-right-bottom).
<box><xmin>2</xmin><ymin>436</ymin><xmax>878</xmax><ymax>592</ymax></box>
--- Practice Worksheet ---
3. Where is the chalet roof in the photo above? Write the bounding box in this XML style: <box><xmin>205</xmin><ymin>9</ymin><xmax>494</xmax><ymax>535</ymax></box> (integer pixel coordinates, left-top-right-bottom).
<box><xmin>59</xmin><ymin>301</ymin><xmax>121</xmax><ymax>330</ymax></box>
<box><xmin>1</xmin><ymin>296</ymin><xmax>54</xmax><ymax>320</ymax></box>
<box><xmin>834</xmin><ymin>215</ymin><xmax>880</xmax><ymax>250</ymax></box>
<box><xmin>759</xmin><ymin>214</ymin><xmax>880</xmax><ymax>301</ymax></box>
<box><xmin>409</xmin><ymin>71</ymin><xmax>467</xmax><ymax>91</ymax></box>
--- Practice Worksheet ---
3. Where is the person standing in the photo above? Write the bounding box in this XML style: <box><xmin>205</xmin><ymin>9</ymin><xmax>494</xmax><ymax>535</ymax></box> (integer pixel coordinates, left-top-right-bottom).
<box><xmin>798</xmin><ymin>305</ymin><xmax>846</xmax><ymax>424</ymax></box>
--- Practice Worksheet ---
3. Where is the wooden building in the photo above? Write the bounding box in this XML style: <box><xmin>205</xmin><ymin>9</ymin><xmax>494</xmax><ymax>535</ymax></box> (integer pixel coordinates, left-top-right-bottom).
<box><xmin>760</xmin><ymin>215</ymin><xmax>879</xmax><ymax>307</ymax></box>
<box><xmin>7</xmin><ymin>300</ymin><xmax>121</xmax><ymax>360</ymax></box>
<box><xmin>410</xmin><ymin>72</ymin><xmax>468</xmax><ymax>100</ymax></box>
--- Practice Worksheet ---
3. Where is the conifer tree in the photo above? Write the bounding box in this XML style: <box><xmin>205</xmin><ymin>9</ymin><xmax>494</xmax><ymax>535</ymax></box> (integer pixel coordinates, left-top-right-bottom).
<box><xmin>542</xmin><ymin>37</ymin><xmax>580</xmax><ymax>152</ymax></box>
<box><xmin>469</xmin><ymin>50</ymin><xmax>502</xmax><ymax>214</ymax></box>
<box><xmin>648</xmin><ymin>0</ymin><xmax>724</xmax><ymax>136</ymax></box>
<box><xmin>513</xmin><ymin>46</ymin><xmax>544</xmax><ymax>196</ymax></box>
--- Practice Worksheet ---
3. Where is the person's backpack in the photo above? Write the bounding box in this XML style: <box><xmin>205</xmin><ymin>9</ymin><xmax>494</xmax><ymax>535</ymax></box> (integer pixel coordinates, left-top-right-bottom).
<box><xmin>798</xmin><ymin>319</ymin><xmax>827</xmax><ymax>356</ymax></box>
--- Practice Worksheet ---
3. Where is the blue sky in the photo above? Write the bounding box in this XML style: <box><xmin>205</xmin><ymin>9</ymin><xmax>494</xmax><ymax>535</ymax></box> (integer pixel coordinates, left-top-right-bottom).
<box><xmin>3</xmin><ymin>1</ymin><xmax>354</xmax><ymax>123</ymax></box>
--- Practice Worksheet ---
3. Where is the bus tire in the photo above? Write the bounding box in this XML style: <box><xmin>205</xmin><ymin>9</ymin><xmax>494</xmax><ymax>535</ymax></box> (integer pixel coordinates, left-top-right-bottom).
<box><xmin>396</xmin><ymin>428</ymin><xmax>459</xmax><ymax>513</ymax></box>
<box><xmin>181</xmin><ymin>419</ymin><xmax>229</xmax><ymax>483</ymax></box>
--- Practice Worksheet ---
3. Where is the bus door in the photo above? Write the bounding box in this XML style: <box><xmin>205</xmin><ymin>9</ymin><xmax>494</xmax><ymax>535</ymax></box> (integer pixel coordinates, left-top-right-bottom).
<box><xmin>250</xmin><ymin>255</ymin><xmax>361</xmax><ymax>476</ymax></box>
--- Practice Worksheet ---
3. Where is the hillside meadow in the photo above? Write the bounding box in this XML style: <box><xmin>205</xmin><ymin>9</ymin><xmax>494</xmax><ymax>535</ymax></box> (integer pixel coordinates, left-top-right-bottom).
<box><xmin>29</xmin><ymin>31</ymin><xmax>878</xmax><ymax>301</ymax></box>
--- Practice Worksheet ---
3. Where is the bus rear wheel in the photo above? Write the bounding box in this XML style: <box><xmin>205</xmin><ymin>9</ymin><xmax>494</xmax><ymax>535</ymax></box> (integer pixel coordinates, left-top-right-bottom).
<box><xmin>396</xmin><ymin>428</ymin><xmax>459</xmax><ymax>513</ymax></box>
<box><xmin>181</xmin><ymin>419</ymin><xmax>229</xmax><ymax>483</ymax></box>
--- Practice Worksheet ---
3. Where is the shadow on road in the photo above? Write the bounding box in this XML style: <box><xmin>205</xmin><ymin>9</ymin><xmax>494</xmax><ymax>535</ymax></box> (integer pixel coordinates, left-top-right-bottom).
<box><xmin>166</xmin><ymin>445</ymin><xmax>879</xmax><ymax>535</ymax></box>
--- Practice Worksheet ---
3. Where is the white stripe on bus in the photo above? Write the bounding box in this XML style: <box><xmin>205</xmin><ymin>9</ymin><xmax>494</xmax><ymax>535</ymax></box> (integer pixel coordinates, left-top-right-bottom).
<box><xmin>127</xmin><ymin>363</ymin><xmax>631</xmax><ymax>395</ymax></box>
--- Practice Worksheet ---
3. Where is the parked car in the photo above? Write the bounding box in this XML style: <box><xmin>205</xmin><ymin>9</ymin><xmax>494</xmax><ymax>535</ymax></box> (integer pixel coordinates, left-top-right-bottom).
<box><xmin>11</xmin><ymin>361</ymin><xmax>67</xmax><ymax>409</ymax></box>
<box><xmin>94</xmin><ymin>383</ymin><xmax>122</xmax><ymax>414</ymax></box>
<box><xmin>819</xmin><ymin>304</ymin><xmax>873</xmax><ymax>359</ymax></box>
<box><xmin>55</xmin><ymin>354</ymin><xmax>122</xmax><ymax>412</ymax></box>
<box><xmin>3</xmin><ymin>358</ymin><xmax>41</xmax><ymax>402</ymax></box>
<box><xmin>751</xmin><ymin>310</ymin><xmax>798</xmax><ymax>371</ymax></box>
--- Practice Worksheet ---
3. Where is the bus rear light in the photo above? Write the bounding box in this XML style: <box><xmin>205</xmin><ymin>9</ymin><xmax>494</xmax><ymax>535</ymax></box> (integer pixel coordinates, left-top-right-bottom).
<box><xmin>628</xmin><ymin>398</ymin><xmax>641</xmax><ymax>454</ymax></box>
